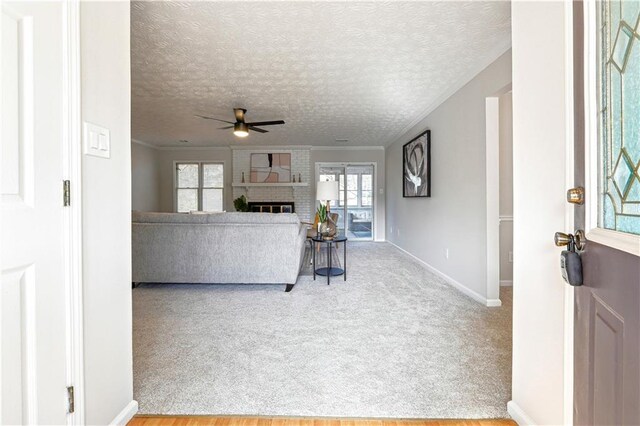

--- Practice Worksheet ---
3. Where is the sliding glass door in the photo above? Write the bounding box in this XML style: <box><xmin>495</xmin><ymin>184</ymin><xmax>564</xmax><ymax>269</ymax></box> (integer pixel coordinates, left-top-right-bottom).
<box><xmin>317</xmin><ymin>163</ymin><xmax>374</xmax><ymax>240</ymax></box>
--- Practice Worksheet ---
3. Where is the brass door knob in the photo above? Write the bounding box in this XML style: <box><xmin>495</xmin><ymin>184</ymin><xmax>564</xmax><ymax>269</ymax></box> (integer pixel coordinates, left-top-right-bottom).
<box><xmin>555</xmin><ymin>232</ymin><xmax>572</xmax><ymax>247</ymax></box>
<box><xmin>554</xmin><ymin>230</ymin><xmax>586</xmax><ymax>251</ymax></box>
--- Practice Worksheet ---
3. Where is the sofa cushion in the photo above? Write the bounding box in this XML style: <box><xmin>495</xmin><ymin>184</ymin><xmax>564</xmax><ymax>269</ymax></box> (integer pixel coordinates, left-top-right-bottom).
<box><xmin>132</xmin><ymin>211</ymin><xmax>208</xmax><ymax>224</ymax></box>
<box><xmin>132</xmin><ymin>211</ymin><xmax>300</xmax><ymax>226</ymax></box>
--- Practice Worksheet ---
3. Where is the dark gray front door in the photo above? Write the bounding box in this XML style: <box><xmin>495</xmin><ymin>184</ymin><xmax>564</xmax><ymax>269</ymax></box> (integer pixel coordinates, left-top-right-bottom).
<box><xmin>573</xmin><ymin>2</ymin><xmax>640</xmax><ymax>425</ymax></box>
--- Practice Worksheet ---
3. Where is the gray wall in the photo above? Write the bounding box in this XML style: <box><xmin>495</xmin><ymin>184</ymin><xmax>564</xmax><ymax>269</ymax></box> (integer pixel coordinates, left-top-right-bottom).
<box><xmin>80</xmin><ymin>2</ymin><xmax>133</xmax><ymax>424</ymax></box>
<box><xmin>385</xmin><ymin>50</ymin><xmax>512</xmax><ymax>301</ymax></box>
<box><xmin>310</xmin><ymin>148</ymin><xmax>386</xmax><ymax>240</ymax></box>
<box><xmin>131</xmin><ymin>142</ymin><xmax>161</xmax><ymax>211</ymax></box>
<box><xmin>499</xmin><ymin>91</ymin><xmax>513</xmax><ymax>282</ymax></box>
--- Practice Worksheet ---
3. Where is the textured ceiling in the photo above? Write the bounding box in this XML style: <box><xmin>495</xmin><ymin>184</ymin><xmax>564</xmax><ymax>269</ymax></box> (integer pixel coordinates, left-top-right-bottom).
<box><xmin>131</xmin><ymin>1</ymin><xmax>511</xmax><ymax>147</ymax></box>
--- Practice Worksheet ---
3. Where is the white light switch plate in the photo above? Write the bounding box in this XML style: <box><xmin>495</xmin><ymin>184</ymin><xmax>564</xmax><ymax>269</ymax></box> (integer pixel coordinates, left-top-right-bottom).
<box><xmin>83</xmin><ymin>122</ymin><xmax>110</xmax><ymax>159</ymax></box>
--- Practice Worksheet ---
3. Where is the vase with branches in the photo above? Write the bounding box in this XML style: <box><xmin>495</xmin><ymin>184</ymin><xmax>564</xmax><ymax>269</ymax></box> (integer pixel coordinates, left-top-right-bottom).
<box><xmin>317</xmin><ymin>203</ymin><xmax>336</xmax><ymax>240</ymax></box>
<box><xmin>316</xmin><ymin>204</ymin><xmax>327</xmax><ymax>223</ymax></box>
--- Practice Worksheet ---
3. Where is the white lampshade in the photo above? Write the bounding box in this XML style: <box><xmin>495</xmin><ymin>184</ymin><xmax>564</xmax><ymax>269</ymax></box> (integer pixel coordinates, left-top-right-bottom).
<box><xmin>316</xmin><ymin>180</ymin><xmax>339</xmax><ymax>201</ymax></box>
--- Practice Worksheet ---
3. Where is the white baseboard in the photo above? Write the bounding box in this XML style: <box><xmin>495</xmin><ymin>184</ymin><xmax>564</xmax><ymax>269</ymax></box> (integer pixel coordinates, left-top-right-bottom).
<box><xmin>500</xmin><ymin>280</ymin><xmax>513</xmax><ymax>286</ymax></box>
<box><xmin>110</xmin><ymin>400</ymin><xmax>138</xmax><ymax>426</ymax></box>
<box><xmin>386</xmin><ymin>241</ymin><xmax>501</xmax><ymax>307</ymax></box>
<box><xmin>507</xmin><ymin>400</ymin><xmax>536</xmax><ymax>425</ymax></box>
<box><xmin>487</xmin><ymin>298</ymin><xmax>503</xmax><ymax>307</ymax></box>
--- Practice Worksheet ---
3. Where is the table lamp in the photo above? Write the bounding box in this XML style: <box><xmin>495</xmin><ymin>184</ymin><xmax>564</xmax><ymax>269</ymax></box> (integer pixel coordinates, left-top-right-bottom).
<box><xmin>316</xmin><ymin>180</ymin><xmax>339</xmax><ymax>212</ymax></box>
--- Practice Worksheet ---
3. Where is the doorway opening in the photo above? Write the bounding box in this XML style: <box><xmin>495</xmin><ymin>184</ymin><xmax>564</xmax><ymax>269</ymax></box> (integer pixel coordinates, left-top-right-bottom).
<box><xmin>316</xmin><ymin>163</ymin><xmax>376</xmax><ymax>241</ymax></box>
<box><xmin>498</xmin><ymin>92</ymin><xmax>514</xmax><ymax>291</ymax></box>
<box><xmin>486</xmin><ymin>87</ymin><xmax>513</xmax><ymax>305</ymax></box>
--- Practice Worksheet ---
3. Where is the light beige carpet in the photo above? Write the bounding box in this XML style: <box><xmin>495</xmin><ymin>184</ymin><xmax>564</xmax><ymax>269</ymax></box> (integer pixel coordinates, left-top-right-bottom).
<box><xmin>133</xmin><ymin>242</ymin><xmax>512</xmax><ymax>418</ymax></box>
<box><xmin>299</xmin><ymin>242</ymin><xmax>342</xmax><ymax>276</ymax></box>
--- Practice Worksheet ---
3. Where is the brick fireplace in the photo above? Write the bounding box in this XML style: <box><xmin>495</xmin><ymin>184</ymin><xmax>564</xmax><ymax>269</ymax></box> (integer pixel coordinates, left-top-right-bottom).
<box><xmin>232</xmin><ymin>148</ymin><xmax>312</xmax><ymax>221</ymax></box>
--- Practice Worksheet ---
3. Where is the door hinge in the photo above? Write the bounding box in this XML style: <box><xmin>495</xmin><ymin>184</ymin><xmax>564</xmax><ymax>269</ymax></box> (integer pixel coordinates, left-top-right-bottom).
<box><xmin>67</xmin><ymin>385</ymin><xmax>75</xmax><ymax>413</ymax></box>
<box><xmin>63</xmin><ymin>180</ymin><xmax>71</xmax><ymax>206</ymax></box>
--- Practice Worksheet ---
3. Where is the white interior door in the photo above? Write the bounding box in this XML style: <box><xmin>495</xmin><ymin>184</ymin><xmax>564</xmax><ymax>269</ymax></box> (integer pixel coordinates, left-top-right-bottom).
<box><xmin>1</xmin><ymin>2</ymin><xmax>69</xmax><ymax>424</ymax></box>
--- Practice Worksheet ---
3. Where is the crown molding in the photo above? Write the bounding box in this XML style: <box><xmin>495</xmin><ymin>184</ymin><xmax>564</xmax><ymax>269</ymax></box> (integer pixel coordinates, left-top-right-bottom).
<box><xmin>154</xmin><ymin>145</ymin><xmax>231</xmax><ymax>151</ymax></box>
<box><xmin>310</xmin><ymin>145</ymin><xmax>385</xmax><ymax>151</ymax></box>
<box><xmin>131</xmin><ymin>138</ymin><xmax>160</xmax><ymax>150</ymax></box>
<box><xmin>230</xmin><ymin>145</ymin><xmax>312</xmax><ymax>151</ymax></box>
<box><xmin>130</xmin><ymin>141</ymin><xmax>386</xmax><ymax>152</ymax></box>
<box><xmin>132</xmin><ymin>139</ymin><xmax>233</xmax><ymax>151</ymax></box>
<box><xmin>385</xmin><ymin>41</ymin><xmax>512</xmax><ymax>148</ymax></box>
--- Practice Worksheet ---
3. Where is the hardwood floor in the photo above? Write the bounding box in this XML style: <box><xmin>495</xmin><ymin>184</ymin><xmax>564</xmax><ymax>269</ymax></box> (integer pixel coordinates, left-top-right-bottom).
<box><xmin>128</xmin><ymin>416</ymin><xmax>516</xmax><ymax>426</ymax></box>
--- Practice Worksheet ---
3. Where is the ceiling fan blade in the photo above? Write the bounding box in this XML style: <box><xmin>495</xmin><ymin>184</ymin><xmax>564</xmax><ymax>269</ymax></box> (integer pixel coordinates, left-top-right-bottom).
<box><xmin>234</xmin><ymin>108</ymin><xmax>247</xmax><ymax>122</ymax></box>
<box><xmin>195</xmin><ymin>114</ymin><xmax>234</xmax><ymax>124</ymax></box>
<box><xmin>245</xmin><ymin>120</ymin><xmax>285</xmax><ymax>127</ymax></box>
<box><xmin>218</xmin><ymin>126</ymin><xmax>234</xmax><ymax>129</ymax></box>
<box><xmin>248</xmin><ymin>126</ymin><xmax>268</xmax><ymax>133</ymax></box>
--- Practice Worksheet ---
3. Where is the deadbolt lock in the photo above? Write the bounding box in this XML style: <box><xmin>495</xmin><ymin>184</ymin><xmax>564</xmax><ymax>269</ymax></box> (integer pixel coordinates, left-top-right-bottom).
<box><xmin>567</xmin><ymin>186</ymin><xmax>585</xmax><ymax>205</ymax></box>
<box><xmin>574</xmin><ymin>229</ymin><xmax>586</xmax><ymax>251</ymax></box>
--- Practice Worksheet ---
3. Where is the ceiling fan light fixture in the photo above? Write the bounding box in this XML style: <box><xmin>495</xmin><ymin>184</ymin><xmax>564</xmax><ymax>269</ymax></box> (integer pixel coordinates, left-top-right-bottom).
<box><xmin>197</xmin><ymin>108</ymin><xmax>284</xmax><ymax>137</ymax></box>
<box><xmin>233</xmin><ymin>122</ymin><xmax>249</xmax><ymax>138</ymax></box>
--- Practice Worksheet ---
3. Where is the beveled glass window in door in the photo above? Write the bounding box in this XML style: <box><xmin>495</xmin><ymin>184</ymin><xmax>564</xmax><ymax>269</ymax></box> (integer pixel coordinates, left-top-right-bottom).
<box><xmin>598</xmin><ymin>0</ymin><xmax>640</xmax><ymax>234</ymax></box>
<box><xmin>175</xmin><ymin>162</ymin><xmax>224</xmax><ymax>212</ymax></box>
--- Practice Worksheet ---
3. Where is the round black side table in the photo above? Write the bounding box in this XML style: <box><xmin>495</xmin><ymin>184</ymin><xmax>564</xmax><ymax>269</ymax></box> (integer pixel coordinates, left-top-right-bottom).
<box><xmin>311</xmin><ymin>235</ymin><xmax>347</xmax><ymax>285</ymax></box>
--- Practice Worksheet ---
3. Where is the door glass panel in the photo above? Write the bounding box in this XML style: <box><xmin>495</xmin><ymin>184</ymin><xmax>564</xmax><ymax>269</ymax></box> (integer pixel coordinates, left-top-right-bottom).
<box><xmin>318</xmin><ymin>167</ymin><xmax>345</xmax><ymax>234</ymax></box>
<box><xmin>362</xmin><ymin>174</ymin><xmax>373</xmax><ymax>206</ymax></box>
<box><xmin>346</xmin><ymin>174</ymin><xmax>358</xmax><ymax>206</ymax></box>
<box><xmin>346</xmin><ymin>165</ymin><xmax>374</xmax><ymax>240</ymax></box>
<box><xmin>598</xmin><ymin>1</ymin><xmax>640</xmax><ymax>234</ymax></box>
<box><xmin>319</xmin><ymin>174</ymin><xmax>335</xmax><ymax>182</ymax></box>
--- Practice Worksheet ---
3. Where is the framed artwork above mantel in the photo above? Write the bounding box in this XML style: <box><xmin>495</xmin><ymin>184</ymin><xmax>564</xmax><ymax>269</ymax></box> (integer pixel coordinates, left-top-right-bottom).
<box><xmin>250</xmin><ymin>153</ymin><xmax>292</xmax><ymax>183</ymax></box>
<box><xmin>403</xmin><ymin>130</ymin><xmax>431</xmax><ymax>197</ymax></box>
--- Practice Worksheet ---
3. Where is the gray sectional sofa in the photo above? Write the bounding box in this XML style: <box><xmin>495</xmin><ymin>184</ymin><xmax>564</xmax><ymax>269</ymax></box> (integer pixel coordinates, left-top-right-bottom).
<box><xmin>132</xmin><ymin>211</ymin><xmax>306</xmax><ymax>291</ymax></box>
